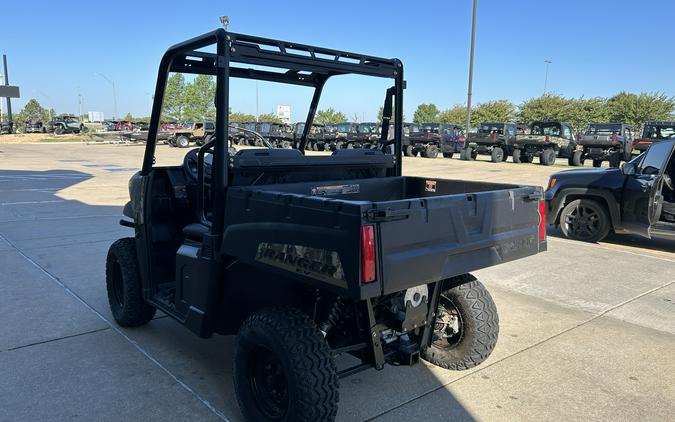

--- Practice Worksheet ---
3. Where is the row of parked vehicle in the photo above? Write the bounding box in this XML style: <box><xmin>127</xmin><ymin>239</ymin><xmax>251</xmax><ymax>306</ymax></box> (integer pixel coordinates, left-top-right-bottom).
<box><xmin>163</xmin><ymin>117</ymin><xmax>675</xmax><ymax>168</ymax></box>
<box><xmin>20</xmin><ymin>115</ymin><xmax>85</xmax><ymax>134</ymax></box>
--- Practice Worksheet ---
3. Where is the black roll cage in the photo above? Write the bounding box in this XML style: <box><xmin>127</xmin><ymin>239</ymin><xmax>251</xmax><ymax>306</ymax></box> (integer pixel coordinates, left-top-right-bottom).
<box><xmin>142</xmin><ymin>28</ymin><xmax>404</xmax><ymax>235</ymax></box>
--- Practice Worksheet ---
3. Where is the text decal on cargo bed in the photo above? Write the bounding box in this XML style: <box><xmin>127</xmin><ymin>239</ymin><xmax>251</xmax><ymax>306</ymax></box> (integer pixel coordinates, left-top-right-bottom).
<box><xmin>311</xmin><ymin>184</ymin><xmax>360</xmax><ymax>196</ymax></box>
<box><xmin>255</xmin><ymin>243</ymin><xmax>347</xmax><ymax>287</ymax></box>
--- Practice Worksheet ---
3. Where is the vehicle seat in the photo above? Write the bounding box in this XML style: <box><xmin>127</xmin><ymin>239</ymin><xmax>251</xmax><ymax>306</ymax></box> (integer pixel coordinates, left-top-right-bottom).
<box><xmin>182</xmin><ymin>222</ymin><xmax>210</xmax><ymax>241</ymax></box>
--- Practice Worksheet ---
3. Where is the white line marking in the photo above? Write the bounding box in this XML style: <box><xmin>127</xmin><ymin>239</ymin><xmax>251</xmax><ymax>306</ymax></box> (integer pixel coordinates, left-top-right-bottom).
<box><xmin>0</xmin><ymin>232</ymin><xmax>230</xmax><ymax>421</ymax></box>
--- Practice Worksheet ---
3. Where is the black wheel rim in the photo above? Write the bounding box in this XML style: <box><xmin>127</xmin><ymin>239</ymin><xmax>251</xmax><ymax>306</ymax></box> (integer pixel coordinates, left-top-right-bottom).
<box><xmin>564</xmin><ymin>204</ymin><xmax>602</xmax><ymax>240</ymax></box>
<box><xmin>248</xmin><ymin>347</ymin><xmax>289</xmax><ymax>420</ymax></box>
<box><xmin>111</xmin><ymin>261</ymin><xmax>124</xmax><ymax>308</ymax></box>
<box><xmin>432</xmin><ymin>295</ymin><xmax>464</xmax><ymax>349</ymax></box>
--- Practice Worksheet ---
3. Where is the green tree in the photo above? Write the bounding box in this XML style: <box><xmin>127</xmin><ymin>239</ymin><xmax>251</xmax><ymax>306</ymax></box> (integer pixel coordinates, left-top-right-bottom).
<box><xmin>563</xmin><ymin>97</ymin><xmax>608</xmax><ymax>133</ymax></box>
<box><xmin>123</xmin><ymin>112</ymin><xmax>133</xmax><ymax>121</ymax></box>
<box><xmin>517</xmin><ymin>94</ymin><xmax>571</xmax><ymax>124</ymax></box>
<box><xmin>314</xmin><ymin>108</ymin><xmax>347</xmax><ymax>124</ymax></box>
<box><xmin>163</xmin><ymin>73</ymin><xmax>186</xmax><ymax>121</ymax></box>
<box><xmin>606</xmin><ymin>92</ymin><xmax>675</xmax><ymax>130</ymax></box>
<box><xmin>472</xmin><ymin>100</ymin><xmax>517</xmax><ymax>125</ymax></box>
<box><xmin>438</xmin><ymin>105</ymin><xmax>468</xmax><ymax>125</ymax></box>
<box><xmin>412</xmin><ymin>103</ymin><xmax>440</xmax><ymax>123</ymax></box>
<box><xmin>257</xmin><ymin>113</ymin><xmax>283</xmax><ymax>123</ymax></box>
<box><xmin>229</xmin><ymin>111</ymin><xmax>256</xmax><ymax>122</ymax></box>
<box><xmin>182</xmin><ymin>75</ymin><xmax>217</xmax><ymax>121</ymax></box>
<box><xmin>14</xmin><ymin>99</ymin><xmax>51</xmax><ymax>130</ymax></box>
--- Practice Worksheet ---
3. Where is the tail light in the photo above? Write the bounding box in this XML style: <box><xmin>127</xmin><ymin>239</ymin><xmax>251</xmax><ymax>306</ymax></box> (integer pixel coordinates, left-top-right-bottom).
<box><xmin>491</xmin><ymin>133</ymin><xmax>497</xmax><ymax>142</ymax></box>
<box><xmin>360</xmin><ymin>225</ymin><xmax>376</xmax><ymax>283</ymax></box>
<box><xmin>612</xmin><ymin>134</ymin><xmax>618</xmax><ymax>144</ymax></box>
<box><xmin>539</xmin><ymin>200</ymin><xmax>547</xmax><ymax>241</ymax></box>
<box><xmin>545</xmin><ymin>135</ymin><xmax>550</xmax><ymax>142</ymax></box>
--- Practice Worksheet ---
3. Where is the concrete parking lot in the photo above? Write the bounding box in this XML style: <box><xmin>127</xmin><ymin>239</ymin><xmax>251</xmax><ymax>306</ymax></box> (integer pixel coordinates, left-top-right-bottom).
<box><xmin>1</xmin><ymin>142</ymin><xmax>674</xmax><ymax>421</ymax></box>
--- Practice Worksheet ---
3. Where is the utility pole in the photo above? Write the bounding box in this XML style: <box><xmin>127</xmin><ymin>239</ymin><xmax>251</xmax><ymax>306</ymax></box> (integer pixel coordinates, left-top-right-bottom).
<box><xmin>543</xmin><ymin>60</ymin><xmax>552</xmax><ymax>94</ymax></box>
<box><xmin>255</xmin><ymin>80</ymin><xmax>259</xmax><ymax>121</ymax></box>
<box><xmin>464</xmin><ymin>0</ymin><xmax>478</xmax><ymax>139</ymax></box>
<box><xmin>78</xmin><ymin>93</ymin><xmax>83</xmax><ymax>121</ymax></box>
<box><xmin>3</xmin><ymin>55</ymin><xmax>14</xmax><ymax>124</ymax></box>
<box><xmin>96</xmin><ymin>72</ymin><xmax>118</xmax><ymax>119</ymax></box>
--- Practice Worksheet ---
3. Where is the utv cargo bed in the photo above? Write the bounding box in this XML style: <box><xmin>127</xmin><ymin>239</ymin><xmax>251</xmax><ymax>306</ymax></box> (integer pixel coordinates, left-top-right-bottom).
<box><xmin>223</xmin><ymin>176</ymin><xmax>545</xmax><ymax>299</ymax></box>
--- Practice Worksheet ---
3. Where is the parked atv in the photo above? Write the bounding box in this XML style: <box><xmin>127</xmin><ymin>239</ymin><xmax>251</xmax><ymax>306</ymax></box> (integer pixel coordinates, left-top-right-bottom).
<box><xmin>578</xmin><ymin>123</ymin><xmax>633</xmax><ymax>167</ymax></box>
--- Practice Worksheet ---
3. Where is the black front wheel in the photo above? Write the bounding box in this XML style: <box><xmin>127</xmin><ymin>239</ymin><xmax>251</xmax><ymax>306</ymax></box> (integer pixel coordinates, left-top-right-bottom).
<box><xmin>422</xmin><ymin>274</ymin><xmax>499</xmax><ymax>371</ymax></box>
<box><xmin>234</xmin><ymin>307</ymin><xmax>339</xmax><ymax>422</ymax></box>
<box><xmin>491</xmin><ymin>146</ymin><xmax>504</xmax><ymax>163</ymax></box>
<box><xmin>105</xmin><ymin>238</ymin><xmax>156</xmax><ymax>327</ymax></box>
<box><xmin>559</xmin><ymin>199</ymin><xmax>610</xmax><ymax>242</ymax></box>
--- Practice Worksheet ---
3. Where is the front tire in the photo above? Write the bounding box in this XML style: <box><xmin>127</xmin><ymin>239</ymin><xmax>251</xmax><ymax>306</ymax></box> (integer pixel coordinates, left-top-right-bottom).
<box><xmin>540</xmin><ymin>148</ymin><xmax>557</xmax><ymax>166</ymax></box>
<box><xmin>422</xmin><ymin>274</ymin><xmax>499</xmax><ymax>371</ymax></box>
<box><xmin>569</xmin><ymin>150</ymin><xmax>583</xmax><ymax>166</ymax></box>
<box><xmin>421</xmin><ymin>144</ymin><xmax>439</xmax><ymax>158</ymax></box>
<box><xmin>106</xmin><ymin>238</ymin><xmax>156</xmax><ymax>327</ymax></box>
<box><xmin>442</xmin><ymin>152</ymin><xmax>454</xmax><ymax>159</ymax></box>
<box><xmin>234</xmin><ymin>307</ymin><xmax>339</xmax><ymax>422</ymax></box>
<box><xmin>491</xmin><ymin>146</ymin><xmax>504</xmax><ymax>163</ymax></box>
<box><xmin>176</xmin><ymin>135</ymin><xmax>190</xmax><ymax>148</ymax></box>
<box><xmin>559</xmin><ymin>198</ymin><xmax>610</xmax><ymax>242</ymax></box>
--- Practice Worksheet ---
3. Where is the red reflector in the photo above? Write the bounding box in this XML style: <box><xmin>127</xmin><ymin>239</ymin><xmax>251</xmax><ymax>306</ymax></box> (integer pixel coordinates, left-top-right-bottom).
<box><xmin>360</xmin><ymin>225</ymin><xmax>376</xmax><ymax>283</ymax></box>
<box><xmin>539</xmin><ymin>200</ymin><xmax>547</xmax><ymax>241</ymax></box>
<box><xmin>612</xmin><ymin>134</ymin><xmax>618</xmax><ymax>143</ymax></box>
<box><xmin>491</xmin><ymin>133</ymin><xmax>497</xmax><ymax>141</ymax></box>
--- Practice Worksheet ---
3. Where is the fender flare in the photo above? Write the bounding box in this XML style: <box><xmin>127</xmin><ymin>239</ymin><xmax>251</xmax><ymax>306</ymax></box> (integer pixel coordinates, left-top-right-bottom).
<box><xmin>549</xmin><ymin>188</ymin><xmax>622</xmax><ymax>230</ymax></box>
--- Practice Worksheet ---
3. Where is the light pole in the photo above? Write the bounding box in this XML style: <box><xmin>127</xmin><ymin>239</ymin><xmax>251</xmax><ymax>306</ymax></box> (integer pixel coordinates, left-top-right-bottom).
<box><xmin>78</xmin><ymin>93</ymin><xmax>83</xmax><ymax>121</ymax></box>
<box><xmin>543</xmin><ymin>60</ymin><xmax>552</xmax><ymax>94</ymax></box>
<box><xmin>464</xmin><ymin>0</ymin><xmax>478</xmax><ymax>139</ymax></box>
<box><xmin>96</xmin><ymin>72</ymin><xmax>118</xmax><ymax>119</ymax></box>
<box><xmin>0</xmin><ymin>74</ymin><xmax>4</xmax><ymax>119</ymax></box>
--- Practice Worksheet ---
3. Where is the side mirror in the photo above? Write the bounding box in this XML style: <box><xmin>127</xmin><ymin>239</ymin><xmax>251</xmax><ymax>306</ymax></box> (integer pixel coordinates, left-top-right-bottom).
<box><xmin>622</xmin><ymin>162</ymin><xmax>636</xmax><ymax>175</ymax></box>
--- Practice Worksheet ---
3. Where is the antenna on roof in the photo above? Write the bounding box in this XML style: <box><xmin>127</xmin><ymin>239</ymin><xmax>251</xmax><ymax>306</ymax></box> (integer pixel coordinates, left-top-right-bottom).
<box><xmin>220</xmin><ymin>16</ymin><xmax>229</xmax><ymax>30</ymax></box>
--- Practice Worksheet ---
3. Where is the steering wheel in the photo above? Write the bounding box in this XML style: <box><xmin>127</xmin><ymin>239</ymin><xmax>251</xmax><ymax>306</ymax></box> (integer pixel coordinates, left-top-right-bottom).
<box><xmin>183</xmin><ymin>148</ymin><xmax>200</xmax><ymax>181</ymax></box>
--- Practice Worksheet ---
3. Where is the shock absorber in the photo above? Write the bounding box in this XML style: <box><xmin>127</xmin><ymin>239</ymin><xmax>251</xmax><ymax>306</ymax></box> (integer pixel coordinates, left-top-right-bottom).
<box><xmin>319</xmin><ymin>296</ymin><xmax>346</xmax><ymax>337</ymax></box>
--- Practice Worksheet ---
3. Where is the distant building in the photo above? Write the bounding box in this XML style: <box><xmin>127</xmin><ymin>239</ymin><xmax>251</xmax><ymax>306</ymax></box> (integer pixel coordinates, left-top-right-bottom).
<box><xmin>276</xmin><ymin>105</ymin><xmax>291</xmax><ymax>124</ymax></box>
<box><xmin>88</xmin><ymin>111</ymin><xmax>104</xmax><ymax>122</ymax></box>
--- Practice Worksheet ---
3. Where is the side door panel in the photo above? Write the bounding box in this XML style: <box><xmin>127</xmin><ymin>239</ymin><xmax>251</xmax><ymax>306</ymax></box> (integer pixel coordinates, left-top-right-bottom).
<box><xmin>621</xmin><ymin>141</ymin><xmax>675</xmax><ymax>237</ymax></box>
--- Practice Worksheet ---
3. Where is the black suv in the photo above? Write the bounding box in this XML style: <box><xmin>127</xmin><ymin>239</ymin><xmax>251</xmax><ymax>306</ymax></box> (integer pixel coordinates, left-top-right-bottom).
<box><xmin>546</xmin><ymin>140</ymin><xmax>675</xmax><ymax>242</ymax></box>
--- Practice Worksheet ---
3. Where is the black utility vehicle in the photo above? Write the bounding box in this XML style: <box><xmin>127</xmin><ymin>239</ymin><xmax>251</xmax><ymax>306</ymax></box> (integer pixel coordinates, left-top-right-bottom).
<box><xmin>24</xmin><ymin>119</ymin><xmax>47</xmax><ymax>133</ymax></box>
<box><xmin>512</xmin><ymin>121</ymin><xmax>577</xmax><ymax>165</ymax></box>
<box><xmin>578</xmin><ymin>123</ymin><xmax>633</xmax><ymax>168</ymax></box>
<box><xmin>634</xmin><ymin>121</ymin><xmax>675</xmax><ymax>152</ymax></box>
<box><xmin>466</xmin><ymin>122</ymin><xmax>518</xmax><ymax>163</ymax></box>
<box><xmin>546</xmin><ymin>140</ymin><xmax>675</xmax><ymax>242</ymax></box>
<box><xmin>106</xmin><ymin>29</ymin><xmax>547</xmax><ymax>421</ymax></box>
<box><xmin>354</xmin><ymin>122</ymin><xmax>380</xmax><ymax>149</ymax></box>
<box><xmin>333</xmin><ymin>122</ymin><xmax>358</xmax><ymax>149</ymax></box>
<box><xmin>256</xmin><ymin>122</ymin><xmax>294</xmax><ymax>149</ymax></box>
<box><xmin>293</xmin><ymin>122</ymin><xmax>326</xmax><ymax>150</ymax></box>
<box><xmin>0</xmin><ymin>120</ymin><xmax>13</xmax><ymax>134</ymax></box>
<box><xmin>409</xmin><ymin>123</ymin><xmax>464</xmax><ymax>159</ymax></box>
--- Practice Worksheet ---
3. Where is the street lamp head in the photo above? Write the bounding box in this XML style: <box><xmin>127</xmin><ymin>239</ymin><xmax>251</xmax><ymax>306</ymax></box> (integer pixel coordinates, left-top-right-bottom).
<box><xmin>220</xmin><ymin>16</ymin><xmax>229</xmax><ymax>30</ymax></box>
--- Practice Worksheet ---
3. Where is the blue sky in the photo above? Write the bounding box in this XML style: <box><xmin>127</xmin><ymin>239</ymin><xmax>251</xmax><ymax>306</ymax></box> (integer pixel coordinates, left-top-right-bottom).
<box><xmin>1</xmin><ymin>0</ymin><xmax>673</xmax><ymax>122</ymax></box>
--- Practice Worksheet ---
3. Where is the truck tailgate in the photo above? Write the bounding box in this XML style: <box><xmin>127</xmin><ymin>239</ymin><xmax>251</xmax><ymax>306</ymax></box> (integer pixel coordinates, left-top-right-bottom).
<box><xmin>372</xmin><ymin>185</ymin><xmax>545</xmax><ymax>294</ymax></box>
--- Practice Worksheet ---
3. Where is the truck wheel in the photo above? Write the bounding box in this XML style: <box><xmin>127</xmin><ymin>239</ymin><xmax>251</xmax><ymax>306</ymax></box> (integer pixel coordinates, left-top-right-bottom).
<box><xmin>422</xmin><ymin>274</ymin><xmax>499</xmax><ymax>371</ymax></box>
<box><xmin>540</xmin><ymin>149</ymin><xmax>556</xmax><ymax>166</ymax></box>
<box><xmin>522</xmin><ymin>153</ymin><xmax>534</xmax><ymax>163</ymax></box>
<box><xmin>490</xmin><ymin>147</ymin><xmax>504</xmax><ymax>163</ymax></box>
<box><xmin>559</xmin><ymin>199</ymin><xmax>610</xmax><ymax>242</ymax></box>
<box><xmin>569</xmin><ymin>150</ymin><xmax>583</xmax><ymax>166</ymax></box>
<box><xmin>54</xmin><ymin>126</ymin><xmax>64</xmax><ymax>135</ymax></box>
<box><xmin>421</xmin><ymin>145</ymin><xmax>439</xmax><ymax>159</ymax></box>
<box><xmin>106</xmin><ymin>238</ymin><xmax>156</xmax><ymax>327</ymax></box>
<box><xmin>465</xmin><ymin>146</ymin><xmax>476</xmax><ymax>161</ymax></box>
<box><xmin>442</xmin><ymin>152</ymin><xmax>454</xmax><ymax>159</ymax></box>
<box><xmin>608</xmin><ymin>153</ymin><xmax>620</xmax><ymax>168</ymax></box>
<box><xmin>176</xmin><ymin>135</ymin><xmax>190</xmax><ymax>148</ymax></box>
<box><xmin>592</xmin><ymin>159</ymin><xmax>602</xmax><ymax>168</ymax></box>
<box><xmin>512</xmin><ymin>149</ymin><xmax>521</xmax><ymax>163</ymax></box>
<box><xmin>234</xmin><ymin>307</ymin><xmax>339</xmax><ymax>422</ymax></box>
<box><xmin>404</xmin><ymin>145</ymin><xmax>415</xmax><ymax>157</ymax></box>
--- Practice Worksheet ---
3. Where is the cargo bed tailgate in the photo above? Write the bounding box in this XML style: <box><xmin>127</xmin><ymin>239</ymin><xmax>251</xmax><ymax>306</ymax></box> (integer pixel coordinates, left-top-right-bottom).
<box><xmin>371</xmin><ymin>185</ymin><xmax>545</xmax><ymax>294</ymax></box>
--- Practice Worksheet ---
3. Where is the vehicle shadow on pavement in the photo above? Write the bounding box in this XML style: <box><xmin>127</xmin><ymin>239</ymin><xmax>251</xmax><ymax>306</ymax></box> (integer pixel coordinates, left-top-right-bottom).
<box><xmin>546</xmin><ymin>226</ymin><xmax>675</xmax><ymax>254</ymax></box>
<box><xmin>0</xmin><ymin>168</ymin><xmax>476</xmax><ymax>422</ymax></box>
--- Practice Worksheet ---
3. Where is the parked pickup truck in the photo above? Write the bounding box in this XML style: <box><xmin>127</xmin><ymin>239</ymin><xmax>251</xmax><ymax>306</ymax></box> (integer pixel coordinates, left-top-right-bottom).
<box><xmin>546</xmin><ymin>140</ymin><xmax>675</xmax><ymax>242</ymax></box>
<box><xmin>512</xmin><ymin>120</ymin><xmax>578</xmax><ymax>166</ymax></box>
<box><xmin>578</xmin><ymin>123</ymin><xmax>633</xmax><ymax>168</ymax></box>
<box><xmin>634</xmin><ymin>121</ymin><xmax>675</xmax><ymax>152</ymax></box>
<box><xmin>465</xmin><ymin>122</ymin><xmax>519</xmax><ymax>163</ymax></box>
<box><xmin>107</xmin><ymin>29</ymin><xmax>547</xmax><ymax>421</ymax></box>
